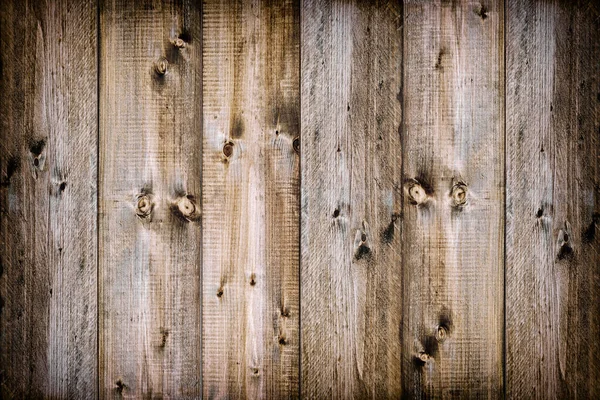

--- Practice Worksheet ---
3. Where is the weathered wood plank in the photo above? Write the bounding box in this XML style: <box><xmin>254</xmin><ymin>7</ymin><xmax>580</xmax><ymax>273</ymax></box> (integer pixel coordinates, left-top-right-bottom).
<box><xmin>99</xmin><ymin>0</ymin><xmax>202</xmax><ymax>397</ymax></box>
<box><xmin>506</xmin><ymin>0</ymin><xmax>600</xmax><ymax>397</ymax></box>
<box><xmin>0</xmin><ymin>0</ymin><xmax>98</xmax><ymax>397</ymax></box>
<box><xmin>300</xmin><ymin>1</ymin><xmax>403</xmax><ymax>397</ymax></box>
<box><xmin>401</xmin><ymin>0</ymin><xmax>504</xmax><ymax>397</ymax></box>
<box><xmin>201</xmin><ymin>1</ymin><xmax>300</xmax><ymax>398</ymax></box>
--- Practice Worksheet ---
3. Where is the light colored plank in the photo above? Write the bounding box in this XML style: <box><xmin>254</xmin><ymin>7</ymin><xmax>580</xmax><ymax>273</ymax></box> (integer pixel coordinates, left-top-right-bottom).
<box><xmin>99</xmin><ymin>0</ymin><xmax>202</xmax><ymax>397</ymax></box>
<box><xmin>506</xmin><ymin>0</ymin><xmax>600</xmax><ymax>397</ymax></box>
<box><xmin>0</xmin><ymin>0</ymin><xmax>98</xmax><ymax>397</ymax></box>
<box><xmin>201</xmin><ymin>0</ymin><xmax>300</xmax><ymax>398</ymax></box>
<box><xmin>401</xmin><ymin>0</ymin><xmax>504</xmax><ymax>397</ymax></box>
<box><xmin>300</xmin><ymin>0</ymin><xmax>403</xmax><ymax>397</ymax></box>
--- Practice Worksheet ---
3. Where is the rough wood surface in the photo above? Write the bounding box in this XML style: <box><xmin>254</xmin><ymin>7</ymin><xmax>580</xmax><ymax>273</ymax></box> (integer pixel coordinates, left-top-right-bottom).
<box><xmin>401</xmin><ymin>0</ymin><xmax>504</xmax><ymax>397</ymax></box>
<box><xmin>300</xmin><ymin>1</ymin><xmax>403</xmax><ymax>397</ymax></box>
<box><xmin>0</xmin><ymin>0</ymin><xmax>98</xmax><ymax>397</ymax></box>
<box><xmin>506</xmin><ymin>0</ymin><xmax>600</xmax><ymax>398</ymax></box>
<box><xmin>99</xmin><ymin>0</ymin><xmax>201</xmax><ymax>397</ymax></box>
<box><xmin>201</xmin><ymin>0</ymin><xmax>300</xmax><ymax>398</ymax></box>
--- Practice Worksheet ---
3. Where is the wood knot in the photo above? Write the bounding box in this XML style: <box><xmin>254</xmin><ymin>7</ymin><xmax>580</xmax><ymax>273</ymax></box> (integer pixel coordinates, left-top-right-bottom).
<box><xmin>223</xmin><ymin>141</ymin><xmax>234</xmax><ymax>158</ymax></box>
<box><xmin>135</xmin><ymin>194</ymin><xmax>153</xmax><ymax>219</ymax></box>
<box><xmin>278</xmin><ymin>335</ymin><xmax>287</xmax><ymax>345</ymax></box>
<box><xmin>414</xmin><ymin>351</ymin><xmax>430</xmax><ymax>366</ymax></box>
<box><xmin>293</xmin><ymin>137</ymin><xmax>300</xmax><ymax>154</ymax></box>
<box><xmin>171</xmin><ymin>195</ymin><xmax>200</xmax><ymax>222</ymax></box>
<box><xmin>171</xmin><ymin>37</ymin><xmax>186</xmax><ymax>48</ymax></box>
<box><xmin>450</xmin><ymin>181</ymin><xmax>468</xmax><ymax>208</ymax></box>
<box><xmin>281</xmin><ymin>307</ymin><xmax>290</xmax><ymax>318</ymax></box>
<box><xmin>249</xmin><ymin>273</ymin><xmax>256</xmax><ymax>286</ymax></box>
<box><xmin>436</xmin><ymin>325</ymin><xmax>447</xmax><ymax>341</ymax></box>
<box><xmin>405</xmin><ymin>179</ymin><xmax>429</xmax><ymax>205</ymax></box>
<box><xmin>217</xmin><ymin>287</ymin><xmax>224</xmax><ymax>298</ymax></box>
<box><xmin>154</xmin><ymin>57</ymin><xmax>168</xmax><ymax>75</ymax></box>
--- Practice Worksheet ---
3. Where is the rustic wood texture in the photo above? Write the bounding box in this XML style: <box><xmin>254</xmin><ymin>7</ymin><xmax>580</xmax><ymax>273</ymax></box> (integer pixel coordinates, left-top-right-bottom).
<box><xmin>201</xmin><ymin>0</ymin><xmax>300</xmax><ymax>398</ymax></box>
<box><xmin>506</xmin><ymin>0</ymin><xmax>600</xmax><ymax>398</ymax></box>
<box><xmin>0</xmin><ymin>0</ymin><xmax>98</xmax><ymax>397</ymax></box>
<box><xmin>401</xmin><ymin>0</ymin><xmax>504</xmax><ymax>397</ymax></box>
<box><xmin>99</xmin><ymin>0</ymin><xmax>201</xmax><ymax>397</ymax></box>
<box><xmin>300</xmin><ymin>1</ymin><xmax>403</xmax><ymax>397</ymax></box>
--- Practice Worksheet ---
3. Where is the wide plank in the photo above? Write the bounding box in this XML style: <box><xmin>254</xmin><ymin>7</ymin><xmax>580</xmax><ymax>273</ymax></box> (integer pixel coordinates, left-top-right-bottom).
<box><xmin>201</xmin><ymin>0</ymin><xmax>300</xmax><ymax>398</ymax></box>
<box><xmin>99</xmin><ymin>0</ymin><xmax>202</xmax><ymax>397</ymax></box>
<box><xmin>401</xmin><ymin>0</ymin><xmax>504</xmax><ymax>397</ymax></box>
<box><xmin>300</xmin><ymin>0</ymin><xmax>403</xmax><ymax>397</ymax></box>
<box><xmin>0</xmin><ymin>0</ymin><xmax>98</xmax><ymax>397</ymax></box>
<box><xmin>506</xmin><ymin>0</ymin><xmax>600</xmax><ymax>397</ymax></box>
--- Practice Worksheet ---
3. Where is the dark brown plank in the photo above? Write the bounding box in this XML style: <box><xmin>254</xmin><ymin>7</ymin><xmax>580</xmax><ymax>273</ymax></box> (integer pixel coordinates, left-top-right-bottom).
<box><xmin>201</xmin><ymin>1</ymin><xmax>301</xmax><ymax>398</ymax></box>
<box><xmin>0</xmin><ymin>0</ymin><xmax>98</xmax><ymax>397</ymax></box>
<box><xmin>301</xmin><ymin>0</ymin><xmax>403</xmax><ymax>397</ymax></box>
<box><xmin>506</xmin><ymin>0</ymin><xmax>600</xmax><ymax>397</ymax></box>
<box><xmin>99</xmin><ymin>0</ymin><xmax>202</xmax><ymax>397</ymax></box>
<box><xmin>401</xmin><ymin>0</ymin><xmax>505</xmax><ymax>397</ymax></box>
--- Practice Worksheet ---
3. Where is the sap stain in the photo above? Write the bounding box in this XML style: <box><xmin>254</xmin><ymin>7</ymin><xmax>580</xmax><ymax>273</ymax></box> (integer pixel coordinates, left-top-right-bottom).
<box><xmin>115</xmin><ymin>379</ymin><xmax>126</xmax><ymax>394</ymax></box>
<box><xmin>438</xmin><ymin>307</ymin><xmax>453</xmax><ymax>336</ymax></box>
<box><xmin>2</xmin><ymin>156</ymin><xmax>19</xmax><ymax>186</ymax></box>
<box><xmin>29</xmin><ymin>139</ymin><xmax>46</xmax><ymax>156</ymax></box>
<box><xmin>230</xmin><ymin>115</ymin><xmax>244</xmax><ymax>138</ymax></box>
<box><xmin>475</xmin><ymin>3</ymin><xmax>488</xmax><ymax>19</ymax></box>
<box><xmin>381</xmin><ymin>213</ymin><xmax>400</xmax><ymax>244</ymax></box>
<box><xmin>583</xmin><ymin>213</ymin><xmax>599</xmax><ymax>243</ymax></box>
<box><xmin>435</xmin><ymin>48</ymin><xmax>447</xmax><ymax>70</ymax></box>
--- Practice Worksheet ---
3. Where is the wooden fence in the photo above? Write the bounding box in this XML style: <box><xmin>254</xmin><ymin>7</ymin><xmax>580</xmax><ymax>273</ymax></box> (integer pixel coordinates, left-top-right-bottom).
<box><xmin>1</xmin><ymin>0</ymin><xmax>599</xmax><ymax>398</ymax></box>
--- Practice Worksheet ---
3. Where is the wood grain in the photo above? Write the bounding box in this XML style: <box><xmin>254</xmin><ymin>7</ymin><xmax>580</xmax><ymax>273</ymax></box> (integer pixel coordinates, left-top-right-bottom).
<box><xmin>99</xmin><ymin>0</ymin><xmax>201</xmax><ymax>397</ymax></box>
<box><xmin>0</xmin><ymin>0</ymin><xmax>98</xmax><ymax>397</ymax></box>
<box><xmin>201</xmin><ymin>0</ymin><xmax>300</xmax><ymax>398</ymax></box>
<box><xmin>300</xmin><ymin>0</ymin><xmax>403</xmax><ymax>397</ymax></box>
<box><xmin>506</xmin><ymin>0</ymin><xmax>600</xmax><ymax>398</ymax></box>
<box><xmin>401</xmin><ymin>0</ymin><xmax>504</xmax><ymax>397</ymax></box>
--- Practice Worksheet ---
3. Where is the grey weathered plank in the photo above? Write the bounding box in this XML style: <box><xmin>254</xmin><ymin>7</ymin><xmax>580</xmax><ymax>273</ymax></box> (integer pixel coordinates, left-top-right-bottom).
<box><xmin>99</xmin><ymin>0</ymin><xmax>202</xmax><ymax>397</ymax></box>
<box><xmin>201</xmin><ymin>0</ymin><xmax>300</xmax><ymax>398</ymax></box>
<box><xmin>506</xmin><ymin>0</ymin><xmax>600</xmax><ymax>398</ymax></box>
<box><xmin>300</xmin><ymin>0</ymin><xmax>403</xmax><ymax>397</ymax></box>
<box><xmin>0</xmin><ymin>0</ymin><xmax>98</xmax><ymax>397</ymax></box>
<box><xmin>401</xmin><ymin>0</ymin><xmax>504</xmax><ymax>397</ymax></box>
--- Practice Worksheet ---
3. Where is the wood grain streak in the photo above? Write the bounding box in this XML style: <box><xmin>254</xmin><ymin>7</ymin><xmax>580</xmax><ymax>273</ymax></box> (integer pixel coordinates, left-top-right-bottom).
<box><xmin>401</xmin><ymin>0</ymin><xmax>504</xmax><ymax>397</ymax></box>
<box><xmin>301</xmin><ymin>0</ymin><xmax>403</xmax><ymax>397</ymax></box>
<box><xmin>201</xmin><ymin>0</ymin><xmax>300</xmax><ymax>398</ymax></box>
<box><xmin>506</xmin><ymin>0</ymin><xmax>600</xmax><ymax>397</ymax></box>
<box><xmin>99</xmin><ymin>0</ymin><xmax>202</xmax><ymax>397</ymax></box>
<box><xmin>0</xmin><ymin>0</ymin><xmax>98</xmax><ymax>397</ymax></box>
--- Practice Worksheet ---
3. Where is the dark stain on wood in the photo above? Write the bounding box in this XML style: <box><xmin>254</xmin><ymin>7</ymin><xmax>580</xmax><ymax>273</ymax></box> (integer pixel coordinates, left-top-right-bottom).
<box><xmin>230</xmin><ymin>114</ymin><xmax>244</xmax><ymax>138</ymax></box>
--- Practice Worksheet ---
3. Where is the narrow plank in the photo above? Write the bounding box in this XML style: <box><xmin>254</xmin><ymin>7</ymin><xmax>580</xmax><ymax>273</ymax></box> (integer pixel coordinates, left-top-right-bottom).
<box><xmin>300</xmin><ymin>0</ymin><xmax>403</xmax><ymax>397</ymax></box>
<box><xmin>506</xmin><ymin>0</ymin><xmax>600</xmax><ymax>397</ymax></box>
<box><xmin>0</xmin><ymin>0</ymin><xmax>98</xmax><ymax>397</ymax></box>
<box><xmin>99</xmin><ymin>0</ymin><xmax>201</xmax><ymax>397</ymax></box>
<box><xmin>201</xmin><ymin>0</ymin><xmax>300</xmax><ymax>398</ymax></box>
<box><xmin>401</xmin><ymin>0</ymin><xmax>504</xmax><ymax>397</ymax></box>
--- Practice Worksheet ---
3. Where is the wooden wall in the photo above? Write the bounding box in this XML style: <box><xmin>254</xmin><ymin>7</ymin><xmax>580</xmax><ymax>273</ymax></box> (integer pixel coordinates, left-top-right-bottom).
<box><xmin>0</xmin><ymin>0</ymin><xmax>598</xmax><ymax>398</ymax></box>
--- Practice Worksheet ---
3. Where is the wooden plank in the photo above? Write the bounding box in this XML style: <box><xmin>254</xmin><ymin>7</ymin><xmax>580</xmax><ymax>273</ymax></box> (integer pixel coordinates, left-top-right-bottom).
<box><xmin>201</xmin><ymin>0</ymin><xmax>300</xmax><ymax>398</ymax></box>
<box><xmin>99</xmin><ymin>0</ymin><xmax>201</xmax><ymax>397</ymax></box>
<box><xmin>506</xmin><ymin>0</ymin><xmax>600</xmax><ymax>397</ymax></box>
<box><xmin>401</xmin><ymin>0</ymin><xmax>504</xmax><ymax>397</ymax></box>
<box><xmin>300</xmin><ymin>1</ymin><xmax>403</xmax><ymax>397</ymax></box>
<box><xmin>0</xmin><ymin>0</ymin><xmax>98</xmax><ymax>397</ymax></box>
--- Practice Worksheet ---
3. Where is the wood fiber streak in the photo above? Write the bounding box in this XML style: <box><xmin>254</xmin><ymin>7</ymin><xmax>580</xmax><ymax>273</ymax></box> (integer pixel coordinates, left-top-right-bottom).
<box><xmin>99</xmin><ymin>0</ymin><xmax>201</xmax><ymax>397</ymax></box>
<box><xmin>506</xmin><ymin>0</ymin><xmax>600</xmax><ymax>398</ymax></box>
<box><xmin>201</xmin><ymin>1</ymin><xmax>300</xmax><ymax>398</ymax></box>
<box><xmin>401</xmin><ymin>0</ymin><xmax>504</xmax><ymax>397</ymax></box>
<box><xmin>0</xmin><ymin>0</ymin><xmax>98</xmax><ymax>397</ymax></box>
<box><xmin>301</xmin><ymin>0</ymin><xmax>403</xmax><ymax>397</ymax></box>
